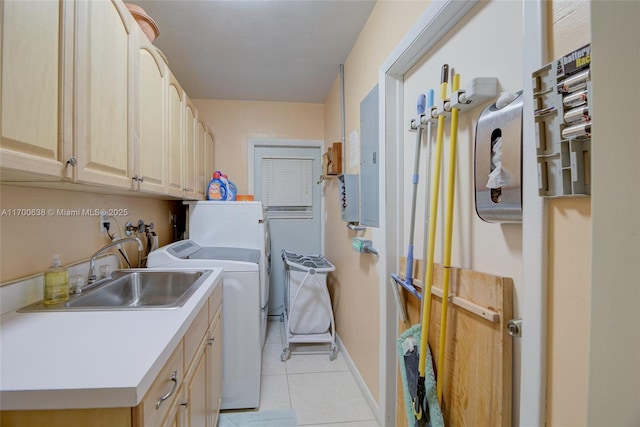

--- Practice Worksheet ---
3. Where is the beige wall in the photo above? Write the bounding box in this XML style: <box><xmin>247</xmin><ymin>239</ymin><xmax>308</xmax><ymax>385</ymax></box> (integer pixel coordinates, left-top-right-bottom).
<box><xmin>0</xmin><ymin>185</ymin><xmax>179</xmax><ymax>282</ymax></box>
<box><xmin>546</xmin><ymin>2</ymin><xmax>591</xmax><ymax>426</ymax></box>
<box><xmin>192</xmin><ymin>99</ymin><xmax>324</xmax><ymax>193</ymax></box>
<box><xmin>323</xmin><ymin>0</ymin><xmax>430</xmax><ymax>404</ymax></box>
<box><xmin>402</xmin><ymin>1</ymin><xmax>524</xmax><ymax>421</ymax></box>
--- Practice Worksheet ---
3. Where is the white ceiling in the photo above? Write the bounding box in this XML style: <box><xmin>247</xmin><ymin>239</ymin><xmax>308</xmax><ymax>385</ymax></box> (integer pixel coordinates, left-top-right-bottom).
<box><xmin>138</xmin><ymin>0</ymin><xmax>376</xmax><ymax>103</ymax></box>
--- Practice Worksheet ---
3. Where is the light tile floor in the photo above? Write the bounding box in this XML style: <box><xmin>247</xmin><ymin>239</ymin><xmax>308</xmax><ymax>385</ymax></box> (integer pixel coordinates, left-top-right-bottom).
<box><xmin>220</xmin><ymin>318</ymin><xmax>380</xmax><ymax>427</ymax></box>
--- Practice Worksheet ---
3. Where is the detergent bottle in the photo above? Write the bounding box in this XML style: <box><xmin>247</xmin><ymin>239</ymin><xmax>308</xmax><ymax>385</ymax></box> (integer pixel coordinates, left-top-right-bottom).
<box><xmin>220</xmin><ymin>173</ymin><xmax>237</xmax><ymax>201</ymax></box>
<box><xmin>207</xmin><ymin>171</ymin><xmax>227</xmax><ymax>200</ymax></box>
<box><xmin>226</xmin><ymin>180</ymin><xmax>237</xmax><ymax>201</ymax></box>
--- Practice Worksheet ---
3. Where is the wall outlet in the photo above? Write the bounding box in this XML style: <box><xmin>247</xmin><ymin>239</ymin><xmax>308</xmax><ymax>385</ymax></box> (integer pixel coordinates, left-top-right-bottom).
<box><xmin>99</xmin><ymin>210</ymin><xmax>110</xmax><ymax>233</ymax></box>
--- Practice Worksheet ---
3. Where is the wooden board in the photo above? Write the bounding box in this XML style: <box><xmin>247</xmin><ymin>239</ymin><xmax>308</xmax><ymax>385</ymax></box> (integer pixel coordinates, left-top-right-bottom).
<box><xmin>396</xmin><ymin>264</ymin><xmax>513</xmax><ymax>426</ymax></box>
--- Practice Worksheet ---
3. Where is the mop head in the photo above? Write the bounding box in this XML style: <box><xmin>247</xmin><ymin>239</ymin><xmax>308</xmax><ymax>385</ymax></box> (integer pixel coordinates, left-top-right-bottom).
<box><xmin>398</xmin><ymin>324</ymin><xmax>444</xmax><ymax>427</ymax></box>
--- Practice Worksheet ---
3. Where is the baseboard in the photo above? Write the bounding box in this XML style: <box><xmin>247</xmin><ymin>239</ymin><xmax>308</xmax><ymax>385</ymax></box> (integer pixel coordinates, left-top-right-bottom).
<box><xmin>336</xmin><ymin>334</ymin><xmax>381</xmax><ymax>425</ymax></box>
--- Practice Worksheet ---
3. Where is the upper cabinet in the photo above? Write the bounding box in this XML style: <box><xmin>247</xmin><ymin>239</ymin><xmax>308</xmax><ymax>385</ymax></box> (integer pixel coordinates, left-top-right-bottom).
<box><xmin>74</xmin><ymin>0</ymin><xmax>135</xmax><ymax>189</ymax></box>
<box><xmin>136</xmin><ymin>30</ymin><xmax>168</xmax><ymax>194</ymax></box>
<box><xmin>0</xmin><ymin>0</ymin><xmax>211</xmax><ymax>200</ymax></box>
<box><xmin>183</xmin><ymin>96</ymin><xmax>198</xmax><ymax>199</ymax></box>
<box><xmin>200</xmin><ymin>123</ymin><xmax>216</xmax><ymax>201</ymax></box>
<box><xmin>167</xmin><ymin>72</ymin><xmax>185</xmax><ymax>198</ymax></box>
<box><xmin>0</xmin><ymin>0</ymin><xmax>74</xmax><ymax>181</ymax></box>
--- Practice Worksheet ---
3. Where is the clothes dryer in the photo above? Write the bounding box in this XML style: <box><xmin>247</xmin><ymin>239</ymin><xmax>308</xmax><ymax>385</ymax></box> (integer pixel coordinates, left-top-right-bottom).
<box><xmin>147</xmin><ymin>240</ymin><xmax>261</xmax><ymax>410</ymax></box>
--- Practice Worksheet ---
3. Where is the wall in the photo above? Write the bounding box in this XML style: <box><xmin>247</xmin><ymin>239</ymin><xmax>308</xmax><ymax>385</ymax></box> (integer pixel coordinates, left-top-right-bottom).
<box><xmin>0</xmin><ymin>185</ymin><xmax>178</xmax><ymax>283</ymax></box>
<box><xmin>401</xmin><ymin>1</ymin><xmax>523</xmax><ymax>422</ymax></box>
<box><xmin>546</xmin><ymin>2</ymin><xmax>591</xmax><ymax>425</ymax></box>
<box><xmin>323</xmin><ymin>0</ymin><xmax>430</xmax><ymax>407</ymax></box>
<box><xmin>192</xmin><ymin>99</ymin><xmax>324</xmax><ymax>194</ymax></box>
<box><xmin>588</xmin><ymin>1</ymin><xmax>640</xmax><ymax>424</ymax></box>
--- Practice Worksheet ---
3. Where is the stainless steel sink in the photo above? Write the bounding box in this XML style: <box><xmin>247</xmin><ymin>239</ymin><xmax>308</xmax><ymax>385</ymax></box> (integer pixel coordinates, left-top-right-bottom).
<box><xmin>18</xmin><ymin>269</ymin><xmax>213</xmax><ymax>312</ymax></box>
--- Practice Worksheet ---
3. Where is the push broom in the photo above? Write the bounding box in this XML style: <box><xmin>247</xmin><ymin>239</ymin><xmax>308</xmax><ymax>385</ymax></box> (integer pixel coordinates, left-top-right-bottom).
<box><xmin>398</xmin><ymin>64</ymin><xmax>450</xmax><ymax>427</ymax></box>
<box><xmin>395</xmin><ymin>90</ymin><xmax>439</xmax><ymax>426</ymax></box>
<box><xmin>391</xmin><ymin>93</ymin><xmax>427</xmax><ymax>295</ymax></box>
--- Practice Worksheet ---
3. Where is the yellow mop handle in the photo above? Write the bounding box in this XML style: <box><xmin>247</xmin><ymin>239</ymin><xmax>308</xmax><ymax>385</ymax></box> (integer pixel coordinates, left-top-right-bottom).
<box><xmin>417</xmin><ymin>66</ymin><xmax>448</xmax><ymax>378</ymax></box>
<box><xmin>436</xmin><ymin>73</ymin><xmax>460</xmax><ymax>402</ymax></box>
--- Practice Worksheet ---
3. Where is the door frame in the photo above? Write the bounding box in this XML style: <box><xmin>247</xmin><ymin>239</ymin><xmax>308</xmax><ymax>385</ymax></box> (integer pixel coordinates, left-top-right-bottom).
<box><xmin>248</xmin><ymin>138</ymin><xmax>326</xmax><ymax>255</ymax></box>
<box><xmin>377</xmin><ymin>1</ymin><xmax>547</xmax><ymax>425</ymax></box>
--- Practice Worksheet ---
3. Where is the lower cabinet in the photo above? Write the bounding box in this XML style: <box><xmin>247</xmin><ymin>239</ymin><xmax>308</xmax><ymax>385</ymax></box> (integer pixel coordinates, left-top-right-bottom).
<box><xmin>0</xmin><ymin>287</ymin><xmax>223</xmax><ymax>427</ymax></box>
<box><xmin>206</xmin><ymin>312</ymin><xmax>223</xmax><ymax>427</ymax></box>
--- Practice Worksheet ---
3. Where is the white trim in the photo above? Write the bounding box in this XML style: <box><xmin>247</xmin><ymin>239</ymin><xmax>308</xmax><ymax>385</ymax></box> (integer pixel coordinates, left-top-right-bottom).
<box><xmin>336</xmin><ymin>334</ymin><xmax>380</xmax><ymax>424</ymax></box>
<box><xmin>378</xmin><ymin>1</ymin><xmax>548</xmax><ymax>425</ymax></box>
<box><xmin>377</xmin><ymin>1</ymin><xmax>478</xmax><ymax>425</ymax></box>
<box><xmin>520</xmin><ymin>2</ymin><xmax>548</xmax><ymax>426</ymax></box>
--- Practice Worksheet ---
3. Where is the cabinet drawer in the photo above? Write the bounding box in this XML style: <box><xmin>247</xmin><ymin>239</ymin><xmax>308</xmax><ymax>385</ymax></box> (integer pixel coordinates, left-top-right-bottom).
<box><xmin>134</xmin><ymin>340</ymin><xmax>184</xmax><ymax>427</ymax></box>
<box><xmin>184</xmin><ymin>303</ymin><xmax>208</xmax><ymax>373</ymax></box>
<box><xmin>208</xmin><ymin>282</ymin><xmax>222</xmax><ymax>324</ymax></box>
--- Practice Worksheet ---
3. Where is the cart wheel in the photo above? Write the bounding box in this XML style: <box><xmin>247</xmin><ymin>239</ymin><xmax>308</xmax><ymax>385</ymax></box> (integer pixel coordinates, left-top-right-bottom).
<box><xmin>329</xmin><ymin>348</ymin><xmax>337</xmax><ymax>361</ymax></box>
<box><xmin>281</xmin><ymin>348</ymin><xmax>291</xmax><ymax>362</ymax></box>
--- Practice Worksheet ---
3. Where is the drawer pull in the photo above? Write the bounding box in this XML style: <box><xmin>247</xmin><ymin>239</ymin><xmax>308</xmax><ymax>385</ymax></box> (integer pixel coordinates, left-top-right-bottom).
<box><xmin>156</xmin><ymin>371</ymin><xmax>178</xmax><ymax>409</ymax></box>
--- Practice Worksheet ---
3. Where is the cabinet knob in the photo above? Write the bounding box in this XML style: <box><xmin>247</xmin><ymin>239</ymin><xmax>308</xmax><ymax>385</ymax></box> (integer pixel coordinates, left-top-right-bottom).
<box><xmin>180</xmin><ymin>400</ymin><xmax>189</xmax><ymax>407</ymax></box>
<box><xmin>206</xmin><ymin>337</ymin><xmax>215</xmax><ymax>346</ymax></box>
<box><xmin>66</xmin><ymin>157</ymin><xmax>77</xmax><ymax>167</ymax></box>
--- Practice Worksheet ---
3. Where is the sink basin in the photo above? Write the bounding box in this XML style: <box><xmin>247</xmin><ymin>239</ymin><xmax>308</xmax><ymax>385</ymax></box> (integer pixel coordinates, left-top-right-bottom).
<box><xmin>18</xmin><ymin>269</ymin><xmax>213</xmax><ymax>312</ymax></box>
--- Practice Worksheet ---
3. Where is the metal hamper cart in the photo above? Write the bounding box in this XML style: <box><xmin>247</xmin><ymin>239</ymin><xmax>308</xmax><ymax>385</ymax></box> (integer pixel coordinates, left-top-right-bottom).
<box><xmin>280</xmin><ymin>250</ymin><xmax>337</xmax><ymax>361</ymax></box>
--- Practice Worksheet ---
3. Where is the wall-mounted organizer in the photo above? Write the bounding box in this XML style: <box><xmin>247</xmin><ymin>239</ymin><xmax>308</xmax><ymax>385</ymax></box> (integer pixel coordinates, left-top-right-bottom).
<box><xmin>322</xmin><ymin>142</ymin><xmax>342</xmax><ymax>177</ymax></box>
<box><xmin>474</xmin><ymin>91</ymin><xmax>524</xmax><ymax>223</ymax></box>
<box><xmin>533</xmin><ymin>43</ymin><xmax>591</xmax><ymax>197</ymax></box>
<box><xmin>338</xmin><ymin>174</ymin><xmax>359</xmax><ymax>223</ymax></box>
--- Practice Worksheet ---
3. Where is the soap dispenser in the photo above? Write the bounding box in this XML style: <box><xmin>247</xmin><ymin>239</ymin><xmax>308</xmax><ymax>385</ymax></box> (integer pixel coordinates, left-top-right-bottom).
<box><xmin>43</xmin><ymin>254</ymin><xmax>69</xmax><ymax>305</ymax></box>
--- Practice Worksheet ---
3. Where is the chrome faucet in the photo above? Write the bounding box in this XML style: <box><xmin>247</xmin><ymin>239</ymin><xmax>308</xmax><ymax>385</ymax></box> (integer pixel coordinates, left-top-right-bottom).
<box><xmin>87</xmin><ymin>236</ymin><xmax>144</xmax><ymax>285</ymax></box>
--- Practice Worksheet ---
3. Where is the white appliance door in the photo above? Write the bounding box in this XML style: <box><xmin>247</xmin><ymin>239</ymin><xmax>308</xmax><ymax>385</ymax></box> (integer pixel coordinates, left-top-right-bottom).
<box><xmin>186</xmin><ymin>201</ymin><xmax>263</xmax><ymax>249</ymax></box>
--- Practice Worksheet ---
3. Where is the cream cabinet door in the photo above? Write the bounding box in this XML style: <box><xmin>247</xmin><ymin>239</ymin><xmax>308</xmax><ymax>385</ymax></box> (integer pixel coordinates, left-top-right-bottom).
<box><xmin>74</xmin><ymin>0</ymin><xmax>135</xmax><ymax>189</ymax></box>
<box><xmin>183</xmin><ymin>96</ymin><xmax>197</xmax><ymax>199</ymax></box>
<box><xmin>160</xmin><ymin>388</ymin><xmax>186</xmax><ymax>427</ymax></box>
<box><xmin>185</xmin><ymin>348</ymin><xmax>207</xmax><ymax>426</ymax></box>
<box><xmin>195</xmin><ymin>119</ymin><xmax>207</xmax><ymax>200</ymax></box>
<box><xmin>0</xmin><ymin>0</ymin><xmax>73</xmax><ymax>181</ymax></box>
<box><xmin>206</xmin><ymin>314</ymin><xmax>222</xmax><ymax>427</ymax></box>
<box><xmin>136</xmin><ymin>29</ymin><xmax>167</xmax><ymax>194</ymax></box>
<box><xmin>167</xmin><ymin>73</ymin><xmax>185</xmax><ymax>198</ymax></box>
<box><xmin>204</xmin><ymin>127</ymin><xmax>215</xmax><ymax>198</ymax></box>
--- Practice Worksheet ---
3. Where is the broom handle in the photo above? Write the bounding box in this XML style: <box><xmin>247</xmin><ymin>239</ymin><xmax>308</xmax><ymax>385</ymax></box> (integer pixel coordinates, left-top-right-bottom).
<box><xmin>418</xmin><ymin>64</ymin><xmax>448</xmax><ymax>377</ymax></box>
<box><xmin>436</xmin><ymin>73</ymin><xmax>460</xmax><ymax>402</ymax></box>
<box><xmin>405</xmin><ymin>94</ymin><xmax>425</xmax><ymax>283</ymax></box>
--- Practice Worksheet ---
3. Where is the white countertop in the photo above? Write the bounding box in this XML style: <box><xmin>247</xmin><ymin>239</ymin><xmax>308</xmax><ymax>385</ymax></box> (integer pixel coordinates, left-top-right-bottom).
<box><xmin>0</xmin><ymin>267</ymin><xmax>223</xmax><ymax>411</ymax></box>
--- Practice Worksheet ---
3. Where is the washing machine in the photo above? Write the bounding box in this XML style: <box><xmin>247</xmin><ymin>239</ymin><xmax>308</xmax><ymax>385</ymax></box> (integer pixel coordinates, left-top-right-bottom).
<box><xmin>147</xmin><ymin>240</ymin><xmax>261</xmax><ymax>410</ymax></box>
<box><xmin>185</xmin><ymin>201</ymin><xmax>270</xmax><ymax>347</ymax></box>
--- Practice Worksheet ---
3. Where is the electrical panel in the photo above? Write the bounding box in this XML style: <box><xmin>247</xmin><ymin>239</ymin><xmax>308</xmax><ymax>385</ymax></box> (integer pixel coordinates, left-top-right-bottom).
<box><xmin>360</xmin><ymin>84</ymin><xmax>379</xmax><ymax>227</ymax></box>
<box><xmin>533</xmin><ymin>43</ymin><xmax>591</xmax><ymax>197</ymax></box>
<box><xmin>338</xmin><ymin>174</ymin><xmax>358</xmax><ymax>222</ymax></box>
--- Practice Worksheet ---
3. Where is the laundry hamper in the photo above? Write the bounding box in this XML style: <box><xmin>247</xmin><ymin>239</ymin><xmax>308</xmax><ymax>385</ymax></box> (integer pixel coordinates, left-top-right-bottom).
<box><xmin>280</xmin><ymin>250</ymin><xmax>337</xmax><ymax>361</ymax></box>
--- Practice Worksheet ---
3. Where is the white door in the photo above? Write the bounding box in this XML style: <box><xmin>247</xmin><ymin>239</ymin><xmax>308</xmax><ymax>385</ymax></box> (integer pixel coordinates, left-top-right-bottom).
<box><xmin>252</xmin><ymin>140</ymin><xmax>323</xmax><ymax>316</ymax></box>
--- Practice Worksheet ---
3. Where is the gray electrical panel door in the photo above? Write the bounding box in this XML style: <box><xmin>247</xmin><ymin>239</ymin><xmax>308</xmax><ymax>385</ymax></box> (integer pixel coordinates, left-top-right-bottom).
<box><xmin>360</xmin><ymin>84</ymin><xmax>379</xmax><ymax>227</ymax></box>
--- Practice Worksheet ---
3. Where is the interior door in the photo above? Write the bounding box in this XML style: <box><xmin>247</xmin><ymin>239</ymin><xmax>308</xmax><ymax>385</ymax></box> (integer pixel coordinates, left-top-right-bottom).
<box><xmin>253</xmin><ymin>143</ymin><xmax>322</xmax><ymax>316</ymax></box>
